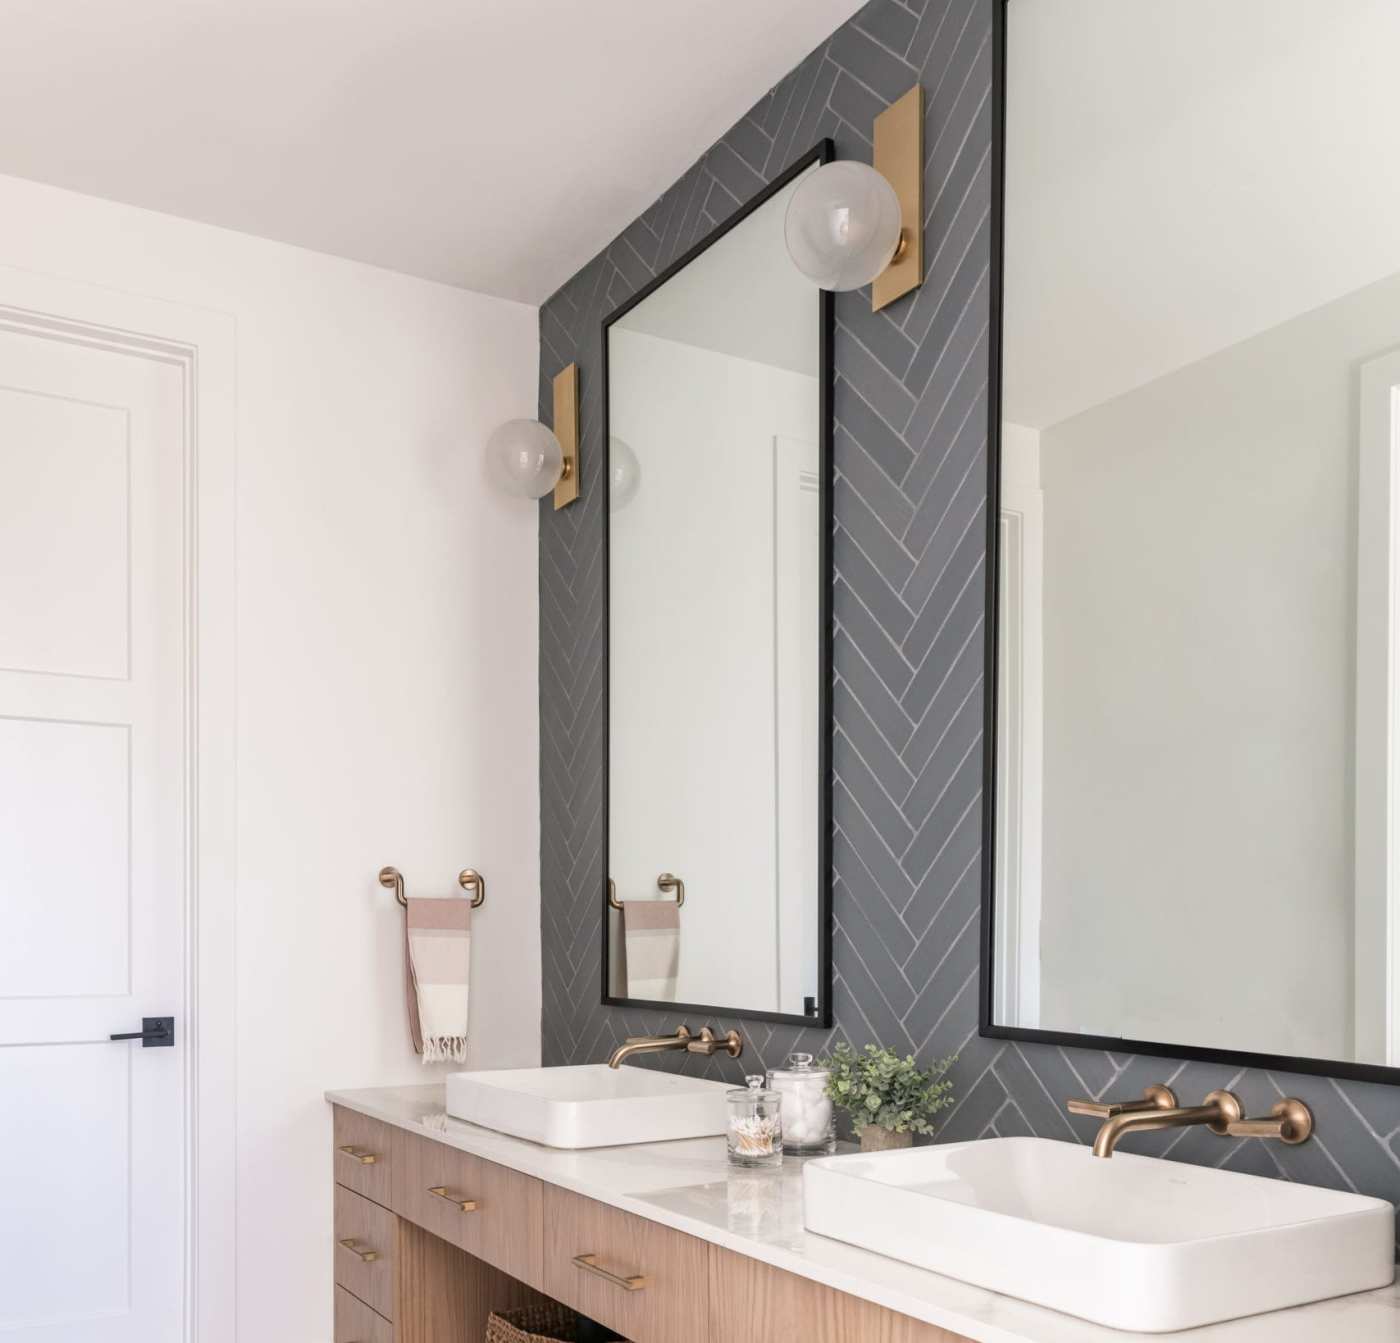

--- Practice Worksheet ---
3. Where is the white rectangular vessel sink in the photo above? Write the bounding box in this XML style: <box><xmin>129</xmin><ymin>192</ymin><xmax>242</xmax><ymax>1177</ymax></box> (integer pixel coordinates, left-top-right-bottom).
<box><xmin>445</xmin><ymin>1064</ymin><xmax>731</xmax><ymax>1149</ymax></box>
<box><xmin>804</xmin><ymin>1136</ymin><xmax>1395</xmax><ymax>1332</ymax></box>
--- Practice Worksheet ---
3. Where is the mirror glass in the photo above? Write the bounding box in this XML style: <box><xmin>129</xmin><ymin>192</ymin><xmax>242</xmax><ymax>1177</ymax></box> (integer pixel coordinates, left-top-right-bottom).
<box><xmin>992</xmin><ymin>0</ymin><xmax>1400</xmax><ymax>1070</ymax></box>
<box><xmin>604</xmin><ymin>151</ymin><xmax>831</xmax><ymax>1022</ymax></box>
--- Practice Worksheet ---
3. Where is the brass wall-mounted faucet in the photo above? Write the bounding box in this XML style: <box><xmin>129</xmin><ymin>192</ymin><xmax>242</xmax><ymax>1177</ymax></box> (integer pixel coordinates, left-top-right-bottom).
<box><xmin>1067</xmin><ymin>1084</ymin><xmax>1314</xmax><ymax>1158</ymax></box>
<box><xmin>606</xmin><ymin>1025</ymin><xmax>744</xmax><ymax>1069</ymax></box>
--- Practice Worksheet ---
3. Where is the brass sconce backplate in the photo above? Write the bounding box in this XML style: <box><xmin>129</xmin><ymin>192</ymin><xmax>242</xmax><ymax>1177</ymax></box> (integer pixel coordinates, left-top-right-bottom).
<box><xmin>553</xmin><ymin>362</ymin><xmax>580</xmax><ymax>509</ymax></box>
<box><xmin>872</xmin><ymin>85</ymin><xmax>924</xmax><ymax>312</ymax></box>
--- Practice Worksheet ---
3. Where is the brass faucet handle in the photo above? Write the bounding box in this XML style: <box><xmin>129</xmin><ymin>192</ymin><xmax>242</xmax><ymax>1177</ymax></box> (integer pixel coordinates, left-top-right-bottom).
<box><xmin>1202</xmin><ymin>1089</ymin><xmax>1245</xmax><ymax>1136</ymax></box>
<box><xmin>1223</xmin><ymin>1097</ymin><xmax>1314</xmax><ymax>1145</ymax></box>
<box><xmin>686</xmin><ymin>1027</ymin><xmax>743</xmax><ymax>1058</ymax></box>
<box><xmin>1067</xmin><ymin>1084</ymin><xmax>1178</xmax><ymax>1119</ymax></box>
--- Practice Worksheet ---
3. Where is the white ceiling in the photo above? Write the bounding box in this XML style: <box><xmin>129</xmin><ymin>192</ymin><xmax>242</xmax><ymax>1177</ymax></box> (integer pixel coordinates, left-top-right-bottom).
<box><xmin>1004</xmin><ymin>0</ymin><xmax>1400</xmax><ymax>430</ymax></box>
<box><xmin>0</xmin><ymin>0</ymin><xmax>864</xmax><ymax>304</ymax></box>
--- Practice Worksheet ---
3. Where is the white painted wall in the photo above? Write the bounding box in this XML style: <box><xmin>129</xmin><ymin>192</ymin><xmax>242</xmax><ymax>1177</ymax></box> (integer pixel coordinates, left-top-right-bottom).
<box><xmin>0</xmin><ymin>171</ymin><xmax>542</xmax><ymax>1342</ymax></box>
<box><xmin>608</xmin><ymin>327</ymin><xmax>819</xmax><ymax>1014</ymax></box>
<box><xmin>1034</xmin><ymin>269</ymin><xmax>1400</xmax><ymax>1064</ymax></box>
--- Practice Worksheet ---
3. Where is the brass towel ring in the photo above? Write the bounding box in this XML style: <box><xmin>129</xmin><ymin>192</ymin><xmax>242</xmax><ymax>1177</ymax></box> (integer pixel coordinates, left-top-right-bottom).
<box><xmin>379</xmin><ymin>866</ymin><xmax>486</xmax><ymax>909</ymax></box>
<box><xmin>608</xmin><ymin>873</ymin><xmax>685</xmax><ymax>910</ymax></box>
<box><xmin>458</xmin><ymin>869</ymin><xmax>486</xmax><ymax>909</ymax></box>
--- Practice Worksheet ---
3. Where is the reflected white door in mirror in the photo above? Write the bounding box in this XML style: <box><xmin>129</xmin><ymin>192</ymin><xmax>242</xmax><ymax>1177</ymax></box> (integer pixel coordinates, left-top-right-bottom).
<box><xmin>604</xmin><ymin>144</ymin><xmax>832</xmax><ymax>1024</ymax></box>
<box><xmin>1355</xmin><ymin>347</ymin><xmax>1400</xmax><ymax>1066</ymax></box>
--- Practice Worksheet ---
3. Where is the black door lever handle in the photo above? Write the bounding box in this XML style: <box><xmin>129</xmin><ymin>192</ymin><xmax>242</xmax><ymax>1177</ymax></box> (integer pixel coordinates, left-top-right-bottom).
<box><xmin>109</xmin><ymin>1016</ymin><xmax>174</xmax><ymax>1047</ymax></box>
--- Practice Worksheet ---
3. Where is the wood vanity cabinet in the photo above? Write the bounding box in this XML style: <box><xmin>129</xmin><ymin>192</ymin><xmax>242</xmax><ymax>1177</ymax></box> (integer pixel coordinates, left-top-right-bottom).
<box><xmin>331</xmin><ymin>1105</ymin><xmax>973</xmax><ymax>1343</ymax></box>
<box><xmin>334</xmin><ymin>1105</ymin><xmax>394</xmax><ymax>1206</ymax></box>
<box><xmin>542</xmin><ymin>1184</ymin><xmax>710</xmax><ymax>1343</ymax></box>
<box><xmin>392</xmin><ymin>1126</ymin><xmax>545</xmax><ymax>1288</ymax></box>
<box><xmin>710</xmin><ymin>1245</ymin><xmax>970</xmax><ymax>1343</ymax></box>
<box><xmin>336</xmin><ymin>1285</ymin><xmax>394</xmax><ymax>1343</ymax></box>
<box><xmin>334</xmin><ymin>1183</ymin><xmax>397</xmax><ymax>1319</ymax></box>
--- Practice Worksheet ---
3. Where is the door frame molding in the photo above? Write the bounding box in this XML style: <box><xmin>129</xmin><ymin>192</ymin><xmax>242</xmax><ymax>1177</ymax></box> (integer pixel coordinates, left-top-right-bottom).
<box><xmin>0</xmin><ymin>269</ymin><xmax>238</xmax><ymax>1343</ymax></box>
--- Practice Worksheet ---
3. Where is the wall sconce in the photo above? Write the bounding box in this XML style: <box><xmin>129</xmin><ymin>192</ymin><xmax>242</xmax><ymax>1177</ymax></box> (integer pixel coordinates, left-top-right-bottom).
<box><xmin>784</xmin><ymin>85</ymin><xmax>924</xmax><ymax>312</ymax></box>
<box><xmin>487</xmin><ymin>363</ymin><xmax>580</xmax><ymax>509</ymax></box>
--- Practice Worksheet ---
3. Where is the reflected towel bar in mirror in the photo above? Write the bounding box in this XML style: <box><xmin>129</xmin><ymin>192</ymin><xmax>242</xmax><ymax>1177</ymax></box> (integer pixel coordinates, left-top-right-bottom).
<box><xmin>607</xmin><ymin>872</ymin><xmax>686</xmax><ymax>910</ymax></box>
<box><xmin>377</xmin><ymin>865</ymin><xmax>485</xmax><ymax>909</ymax></box>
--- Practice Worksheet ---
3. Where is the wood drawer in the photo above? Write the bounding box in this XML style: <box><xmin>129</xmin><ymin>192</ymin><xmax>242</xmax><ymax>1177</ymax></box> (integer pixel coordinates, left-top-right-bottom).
<box><xmin>542</xmin><ymin>1185</ymin><xmax>709</xmax><ymax>1343</ymax></box>
<box><xmin>391</xmin><ymin>1127</ymin><xmax>544</xmax><ymax>1288</ymax></box>
<box><xmin>334</xmin><ymin>1184</ymin><xmax>397</xmax><ymax>1321</ymax></box>
<box><xmin>334</xmin><ymin>1285</ymin><xmax>393</xmax><ymax>1343</ymax></box>
<box><xmin>333</xmin><ymin>1106</ymin><xmax>393</xmax><ymax>1207</ymax></box>
<box><xmin>709</xmin><ymin>1244</ymin><xmax>972</xmax><ymax>1343</ymax></box>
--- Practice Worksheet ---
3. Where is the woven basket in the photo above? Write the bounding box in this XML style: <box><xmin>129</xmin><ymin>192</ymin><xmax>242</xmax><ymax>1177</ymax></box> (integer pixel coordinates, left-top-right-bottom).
<box><xmin>485</xmin><ymin>1304</ymin><xmax>580</xmax><ymax>1343</ymax></box>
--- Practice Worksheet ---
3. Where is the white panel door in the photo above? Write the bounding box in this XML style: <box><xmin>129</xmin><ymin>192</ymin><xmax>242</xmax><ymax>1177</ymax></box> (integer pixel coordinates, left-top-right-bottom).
<box><xmin>0</xmin><ymin>323</ymin><xmax>187</xmax><ymax>1342</ymax></box>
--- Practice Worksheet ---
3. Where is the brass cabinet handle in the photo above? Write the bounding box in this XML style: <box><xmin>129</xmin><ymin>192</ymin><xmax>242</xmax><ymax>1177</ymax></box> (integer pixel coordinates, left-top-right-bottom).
<box><xmin>337</xmin><ymin>1145</ymin><xmax>378</xmax><ymax>1165</ymax></box>
<box><xmin>428</xmin><ymin>1185</ymin><xmax>479</xmax><ymax>1212</ymax></box>
<box><xmin>572</xmin><ymin>1253</ymin><xmax>648</xmax><ymax>1291</ymax></box>
<box><xmin>338</xmin><ymin>1237</ymin><xmax>379</xmax><ymax>1263</ymax></box>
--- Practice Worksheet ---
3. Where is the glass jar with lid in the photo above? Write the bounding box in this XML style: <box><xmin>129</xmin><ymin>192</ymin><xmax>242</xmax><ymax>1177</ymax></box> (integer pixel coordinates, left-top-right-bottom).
<box><xmin>726</xmin><ymin>1076</ymin><xmax>783</xmax><ymax>1168</ymax></box>
<box><xmin>765</xmin><ymin>1053</ymin><xmax>836</xmax><ymax>1154</ymax></box>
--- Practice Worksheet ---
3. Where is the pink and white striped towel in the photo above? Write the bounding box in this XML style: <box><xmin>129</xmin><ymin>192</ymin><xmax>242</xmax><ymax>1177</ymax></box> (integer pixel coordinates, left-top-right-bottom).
<box><xmin>404</xmin><ymin>897</ymin><xmax>471</xmax><ymax>1063</ymax></box>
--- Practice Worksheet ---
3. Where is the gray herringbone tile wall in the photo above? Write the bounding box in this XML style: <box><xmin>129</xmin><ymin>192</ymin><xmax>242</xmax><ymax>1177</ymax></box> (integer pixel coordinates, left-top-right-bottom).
<box><xmin>536</xmin><ymin>0</ymin><xmax>1400</xmax><ymax>1240</ymax></box>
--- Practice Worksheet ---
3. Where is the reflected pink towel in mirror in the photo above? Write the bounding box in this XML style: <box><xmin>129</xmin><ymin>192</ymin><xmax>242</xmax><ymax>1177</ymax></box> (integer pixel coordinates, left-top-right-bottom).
<box><xmin>620</xmin><ymin>900</ymin><xmax>679</xmax><ymax>1001</ymax></box>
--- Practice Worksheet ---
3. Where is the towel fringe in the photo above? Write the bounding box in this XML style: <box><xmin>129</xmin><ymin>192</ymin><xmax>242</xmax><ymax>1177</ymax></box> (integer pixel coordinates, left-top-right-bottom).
<box><xmin>422</xmin><ymin>1036</ymin><xmax>468</xmax><ymax>1065</ymax></box>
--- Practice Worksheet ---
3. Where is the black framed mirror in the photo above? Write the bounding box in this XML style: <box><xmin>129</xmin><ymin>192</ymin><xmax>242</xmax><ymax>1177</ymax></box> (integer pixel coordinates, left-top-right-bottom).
<box><xmin>599</xmin><ymin>141</ymin><xmax>835</xmax><ymax>1027</ymax></box>
<box><xmin>982</xmin><ymin>0</ymin><xmax>1400</xmax><ymax>1085</ymax></box>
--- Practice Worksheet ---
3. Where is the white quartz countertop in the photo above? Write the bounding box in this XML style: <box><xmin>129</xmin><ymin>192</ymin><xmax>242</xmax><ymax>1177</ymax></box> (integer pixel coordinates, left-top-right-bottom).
<box><xmin>327</xmin><ymin>1083</ymin><xmax>1400</xmax><ymax>1343</ymax></box>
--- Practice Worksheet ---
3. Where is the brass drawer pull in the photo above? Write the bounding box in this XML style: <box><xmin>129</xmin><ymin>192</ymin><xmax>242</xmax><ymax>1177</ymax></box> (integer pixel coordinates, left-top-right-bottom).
<box><xmin>428</xmin><ymin>1185</ymin><xmax>479</xmax><ymax>1213</ymax></box>
<box><xmin>337</xmin><ymin>1145</ymin><xmax>379</xmax><ymax>1165</ymax></box>
<box><xmin>338</xmin><ymin>1237</ymin><xmax>379</xmax><ymax>1264</ymax></box>
<box><xmin>572</xmin><ymin>1253</ymin><xmax>648</xmax><ymax>1291</ymax></box>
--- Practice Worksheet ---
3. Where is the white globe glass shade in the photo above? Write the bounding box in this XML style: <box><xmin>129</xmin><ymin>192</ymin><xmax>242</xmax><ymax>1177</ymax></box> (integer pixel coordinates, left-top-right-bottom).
<box><xmin>487</xmin><ymin>419</ymin><xmax>564</xmax><ymax>499</ymax></box>
<box><xmin>609</xmin><ymin>436</ymin><xmax>641</xmax><ymax>513</ymax></box>
<box><xmin>784</xmin><ymin>161</ymin><xmax>903</xmax><ymax>292</ymax></box>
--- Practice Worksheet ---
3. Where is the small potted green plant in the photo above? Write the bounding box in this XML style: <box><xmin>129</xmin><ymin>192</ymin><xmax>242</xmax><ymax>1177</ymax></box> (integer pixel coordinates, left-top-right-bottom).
<box><xmin>820</xmin><ymin>1043</ymin><xmax>956</xmax><ymax>1151</ymax></box>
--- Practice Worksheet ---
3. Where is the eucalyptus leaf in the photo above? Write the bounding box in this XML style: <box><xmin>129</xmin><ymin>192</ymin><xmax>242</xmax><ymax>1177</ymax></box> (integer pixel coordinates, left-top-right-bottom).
<box><xmin>818</xmin><ymin>1043</ymin><xmax>957</xmax><ymax>1136</ymax></box>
